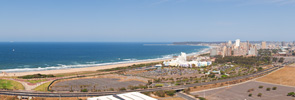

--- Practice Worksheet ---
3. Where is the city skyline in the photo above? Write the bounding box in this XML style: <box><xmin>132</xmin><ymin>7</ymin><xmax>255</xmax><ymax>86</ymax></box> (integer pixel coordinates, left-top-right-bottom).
<box><xmin>1</xmin><ymin>0</ymin><xmax>295</xmax><ymax>42</ymax></box>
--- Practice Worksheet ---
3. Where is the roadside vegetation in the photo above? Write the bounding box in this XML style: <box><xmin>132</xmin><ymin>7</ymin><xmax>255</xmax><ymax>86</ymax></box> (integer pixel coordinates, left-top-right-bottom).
<box><xmin>33</xmin><ymin>81</ymin><xmax>52</xmax><ymax>92</ymax></box>
<box><xmin>98</xmin><ymin>62</ymin><xmax>161</xmax><ymax>72</ymax></box>
<box><xmin>142</xmin><ymin>90</ymin><xmax>176</xmax><ymax>97</ymax></box>
<box><xmin>18</xmin><ymin>73</ymin><xmax>55</xmax><ymax>79</ymax></box>
<box><xmin>0</xmin><ymin>79</ymin><xmax>24</xmax><ymax>90</ymax></box>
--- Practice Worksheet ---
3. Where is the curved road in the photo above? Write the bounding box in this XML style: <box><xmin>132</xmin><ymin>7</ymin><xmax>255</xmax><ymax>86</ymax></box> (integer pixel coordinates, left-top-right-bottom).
<box><xmin>0</xmin><ymin>66</ymin><xmax>282</xmax><ymax>97</ymax></box>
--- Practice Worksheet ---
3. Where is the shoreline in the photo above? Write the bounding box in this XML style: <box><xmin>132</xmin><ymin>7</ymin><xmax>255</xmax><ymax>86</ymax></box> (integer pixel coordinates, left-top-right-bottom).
<box><xmin>0</xmin><ymin>47</ymin><xmax>210</xmax><ymax>77</ymax></box>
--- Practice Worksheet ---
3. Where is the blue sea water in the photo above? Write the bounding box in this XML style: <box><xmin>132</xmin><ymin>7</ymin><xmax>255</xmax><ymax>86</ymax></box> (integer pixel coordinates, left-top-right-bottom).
<box><xmin>0</xmin><ymin>42</ymin><xmax>208</xmax><ymax>72</ymax></box>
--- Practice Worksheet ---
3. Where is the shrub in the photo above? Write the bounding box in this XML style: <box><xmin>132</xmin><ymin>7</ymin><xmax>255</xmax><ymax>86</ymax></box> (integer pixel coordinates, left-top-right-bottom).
<box><xmin>155</xmin><ymin>91</ymin><xmax>165</xmax><ymax>97</ymax></box>
<box><xmin>266</xmin><ymin>88</ymin><xmax>271</xmax><ymax>91</ymax></box>
<box><xmin>247</xmin><ymin>88</ymin><xmax>254</xmax><ymax>92</ymax></box>
<box><xmin>248</xmin><ymin>94</ymin><xmax>252</xmax><ymax>97</ymax></box>
<box><xmin>199</xmin><ymin>97</ymin><xmax>207</xmax><ymax>100</ymax></box>
<box><xmin>257</xmin><ymin>93</ymin><xmax>262</xmax><ymax>97</ymax></box>
<box><xmin>81</xmin><ymin>89</ymin><xmax>88</xmax><ymax>92</ymax></box>
<box><xmin>155</xmin><ymin>84</ymin><xmax>163</xmax><ymax>87</ymax></box>
<box><xmin>194</xmin><ymin>95</ymin><xmax>199</xmax><ymax>98</ymax></box>
<box><xmin>142</xmin><ymin>92</ymin><xmax>151</xmax><ymax>96</ymax></box>
<box><xmin>119</xmin><ymin>87</ymin><xmax>126</xmax><ymax>91</ymax></box>
<box><xmin>18</xmin><ymin>74</ymin><xmax>55</xmax><ymax>79</ymax></box>
<box><xmin>272</xmin><ymin>87</ymin><xmax>277</xmax><ymax>90</ymax></box>
<box><xmin>259</xmin><ymin>86</ymin><xmax>263</xmax><ymax>89</ymax></box>
<box><xmin>165</xmin><ymin>90</ymin><xmax>176</xmax><ymax>96</ymax></box>
<box><xmin>287</xmin><ymin>92</ymin><xmax>295</xmax><ymax>96</ymax></box>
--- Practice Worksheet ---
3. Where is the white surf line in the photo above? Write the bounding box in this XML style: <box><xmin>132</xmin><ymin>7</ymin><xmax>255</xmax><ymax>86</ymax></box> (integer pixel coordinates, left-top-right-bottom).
<box><xmin>191</xmin><ymin>67</ymin><xmax>282</xmax><ymax>94</ymax></box>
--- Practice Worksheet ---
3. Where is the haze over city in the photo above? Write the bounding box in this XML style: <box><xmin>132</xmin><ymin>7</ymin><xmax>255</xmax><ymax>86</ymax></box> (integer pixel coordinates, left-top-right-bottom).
<box><xmin>1</xmin><ymin>0</ymin><xmax>295</xmax><ymax>42</ymax></box>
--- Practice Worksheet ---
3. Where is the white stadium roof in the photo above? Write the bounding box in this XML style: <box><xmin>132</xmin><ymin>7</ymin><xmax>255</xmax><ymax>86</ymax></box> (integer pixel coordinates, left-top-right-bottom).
<box><xmin>87</xmin><ymin>92</ymin><xmax>158</xmax><ymax>100</ymax></box>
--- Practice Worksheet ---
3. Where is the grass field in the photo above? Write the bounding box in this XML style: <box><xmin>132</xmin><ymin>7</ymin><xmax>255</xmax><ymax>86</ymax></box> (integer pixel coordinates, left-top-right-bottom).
<box><xmin>256</xmin><ymin>66</ymin><xmax>295</xmax><ymax>86</ymax></box>
<box><xmin>34</xmin><ymin>81</ymin><xmax>52</xmax><ymax>92</ymax></box>
<box><xmin>0</xmin><ymin>79</ymin><xmax>24</xmax><ymax>90</ymax></box>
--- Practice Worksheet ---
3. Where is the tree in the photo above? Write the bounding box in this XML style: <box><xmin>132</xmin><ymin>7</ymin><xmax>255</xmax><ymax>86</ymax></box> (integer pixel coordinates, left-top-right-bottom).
<box><xmin>155</xmin><ymin>91</ymin><xmax>166</xmax><ymax>97</ymax></box>
<box><xmin>248</xmin><ymin>94</ymin><xmax>252</xmax><ymax>97</ymax></box>
<box><xmin>257</xmin><ymin>93</ymin><xmax>262</xmax><ymax>97</ymax></box>
<box><xmin>257</xmin><ymin>67</ymin><xmax>263</xmax><ymax>72</ymax></box>
<box><xmin>259</xmin><ymin>86</ymin><xmax>263</xmax><ymax>89</ymax></box>
<box><xmin>109</xmin><ymin>88</ymin><xmax>114</xmax><ymax>91</ymax></box>
<box><xmin>165</xmin><ymin>90</ymin><xmax>176</xmax><ymax>96</ymax></box>
<box><xmin>266</xmin><ymin>88</ymin><xmax>271</xmax><ymax>91</ymax></box>
<box><xmin>199</xmin><ymin>97</ymin><xmax>207</xmax><ymax>100</ymax></box>
<box><xmin>119</xmin><ymin>87</ymin><xmax>126</xmax><ymax>91</ymax></box>
<box><xmin>278</xmin><ymin>57</ymin><xmax>285</xmax><ymax>63</ymax></box>
<box><xmin>81</xmin><ymin>89</ymin><xmax>88</xmax><ymax>92</ymax></box>
<box><xmin>272</xmin><ymin>87</ymin><xmax>277</xmax><ymax>90</ymax></box>
<box><xmin>287</xmin><ymin>92</ymin><xmax>295</xmax><ymax>96</ymax></box>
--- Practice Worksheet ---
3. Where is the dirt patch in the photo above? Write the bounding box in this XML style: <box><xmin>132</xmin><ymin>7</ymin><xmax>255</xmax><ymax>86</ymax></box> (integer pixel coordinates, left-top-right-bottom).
<box><xmin>256</xmin><ymin>66</ymin><xmax>295</xmax><ymax>86</ymax></box>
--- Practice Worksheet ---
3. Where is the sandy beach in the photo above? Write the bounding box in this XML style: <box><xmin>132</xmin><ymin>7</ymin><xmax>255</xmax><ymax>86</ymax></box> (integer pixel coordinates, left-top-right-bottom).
<box><xmin>0</xmin><ymin>59</ymin><xmax>167</xmax><ymax>77</ymax></box>
<box><xmin>0</xmin><ymin>49</ymin><xmax>210</xmax><ymax>77</ymax></box>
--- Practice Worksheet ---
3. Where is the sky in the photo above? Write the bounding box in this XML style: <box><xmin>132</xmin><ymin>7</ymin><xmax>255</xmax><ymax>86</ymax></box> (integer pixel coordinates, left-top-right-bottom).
<box><xmin>0</xmin><ymin>0</ymin><xmax>295</xmax><ymax>42</ymax></box>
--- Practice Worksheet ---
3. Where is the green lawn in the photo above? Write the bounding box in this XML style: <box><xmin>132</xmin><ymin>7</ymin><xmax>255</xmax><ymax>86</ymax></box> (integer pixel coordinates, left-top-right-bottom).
<box><xmin>25</xmin><ymin>79</ymin><xmax>48</xmax><ymax>84</ymax></box>
<box><xmin>34</xmin><ymin>81</ymin><xmax>52</xmax><ymax>92</ymax></box>
<box><xmin>0</xmin><ymin>79</ymin><xmax>24</xmax><ymax>90</ymax></box>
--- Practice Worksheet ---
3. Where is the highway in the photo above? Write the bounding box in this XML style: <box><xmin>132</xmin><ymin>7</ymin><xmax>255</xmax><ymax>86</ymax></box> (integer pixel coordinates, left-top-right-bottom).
<box><xmin>0</xmin><ymin>66</ymin><xmax>282</xmax><ymax>97</ymax></box>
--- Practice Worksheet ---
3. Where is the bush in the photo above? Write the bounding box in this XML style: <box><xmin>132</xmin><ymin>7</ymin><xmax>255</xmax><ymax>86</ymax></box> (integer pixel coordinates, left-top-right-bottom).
<box><xmin>142</xmin><ymin>92</ymin><xmax>151</xmax><ymax>96</ymax></box>
<box><xmin>81</xmin><ymin>89</ymin><xmax>88</xmax><ymax>92</ymax></box>
<box><xmin>259</xmin><ymin>86</ymin><xmax>263</xmax><ymax>89</ymax></box>
<box><xmin>247</xmin><ymin>88</ymin><xmax>254</xmax><ymax>92</ymax></box>
<box><xmin>155</xmin><ymin>84</ymin><xmax>163</xmax><ymax>87</ymax></box>
<box><xmin>266</xmin><ymin>88</ymin><xmax>271</xmax><ymax>91</ymax></box>
<box><xmin>199</xmin><ymin>97</ymin><xmax>207</xmax><ymax>100</ymax></box>
<box><xmin>155</xmin><ymin>91</ymin><xmax>165</xmax><ymax>97</ymax></box>
<box><xmin>248</xmin><ymin>94</ymin><xmax>252</xmax><ymax>97</ymax></box>
<box><xmin>119</xmin><ymin>87</ymin><xmax>126</xmax><ymax>91</ymax></box>
<box><xmin>272</xmin><ymin>87</ymin><xmax>277</xmax><ymax>90</ymax></box>
<box><xmin>194</xmin><ymin>95</ymin><xmax>199</xmax><ymax>98</ymax></box>
<box><xmin>287</xmin><ymin>92</ymin><xmax>295</xmax><ymax>96</ymax></box>
<box><xmin>165</xmin><ymin>90</ymin><xmax>176</xmax><ymax>96</ymax></box>
<box><xmin>18</xmin><ymin>74</ymin><xmax>55</xmax><ymax>79</ymax></box>
<box><xmin>257</xmin><ymin>93</ymin><xmax>262</xmax><ymax>97</ymax></box>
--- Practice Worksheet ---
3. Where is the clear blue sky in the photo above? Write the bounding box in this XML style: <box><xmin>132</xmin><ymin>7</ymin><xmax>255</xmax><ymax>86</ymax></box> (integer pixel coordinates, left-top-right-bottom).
<box><xmin>1</xmin><ymin>0</ymin><xmax>295</xmax><ymax>42</ymax></box>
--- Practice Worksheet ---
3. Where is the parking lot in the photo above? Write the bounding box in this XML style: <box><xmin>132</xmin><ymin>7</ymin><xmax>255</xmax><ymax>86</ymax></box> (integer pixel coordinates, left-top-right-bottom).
<box><xmin>191</xmin><ymin>81</ymin><xmax>295</xmax><ymax>100</ymax></box>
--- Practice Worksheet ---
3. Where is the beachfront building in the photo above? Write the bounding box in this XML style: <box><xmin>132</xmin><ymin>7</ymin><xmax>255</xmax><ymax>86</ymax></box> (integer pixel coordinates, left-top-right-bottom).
<box><xmin>163</xmin><ymin>52</ymin><xmax>212</xmax><ymax>67</ymax></box>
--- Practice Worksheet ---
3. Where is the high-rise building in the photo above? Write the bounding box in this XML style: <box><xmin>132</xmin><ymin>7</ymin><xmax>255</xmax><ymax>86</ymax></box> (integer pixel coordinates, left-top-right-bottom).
<box><xmin>282</xmin><ymin>41</ymin><xmax>286</xmax><ymax>46</ymax></box>
<box><xmin>247</xmin><ymin>40</ymin><xmax>250</xmax><ymax>50</ymax></box>
<box><xmin>228</xmin><ymin>40</ymin><xmax>232</xmax><ymax>46</ymax></box>
<box><xmin>261</xmin><ymin>41</ymin><xmax>267</xmax><ymax>49</ymax></box>
<box><xmin>222</xmin><ymin>46</ymin><xmax>227</xmax><ymax>57</ymax></box>
<box><xmin>248</xmin><ymin>46</ymin><xmax>257</xmax><ymax>56</ymax></box>
<box><xmin>210</xmin><ymin>48</ymin><xmax>218</xmax><ymax>57</ymax></box>
<box><xmin>235</xmin><ymin>39</ymin><xmax>240</xmax><ymax>47</ymax></box>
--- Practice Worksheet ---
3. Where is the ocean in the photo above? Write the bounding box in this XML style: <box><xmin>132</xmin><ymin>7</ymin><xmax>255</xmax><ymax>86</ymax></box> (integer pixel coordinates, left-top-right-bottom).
<box><xmin>0</xmin><ymin>42</ymin><xmax>209</xmax><ymax>72</ymax></box>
